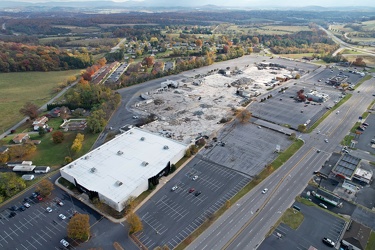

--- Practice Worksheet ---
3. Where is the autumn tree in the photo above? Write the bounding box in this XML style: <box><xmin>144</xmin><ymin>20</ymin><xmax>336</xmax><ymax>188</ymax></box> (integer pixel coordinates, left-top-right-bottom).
<box><xmin>8</xmin><ymin>144</ymin><xmax>36</xmax><ymax>159</ymax></box>
<box><xmin>71</xmin><ymin>133</ymin><xmax>84</xmax><ymax>153</ymax></box>
<box><xmin>67</xmin><ymin>214</ymin><xmax>91</xmax><ymax>241</ymax></box>
<box><xmin>87</xmin><ymin>109</ymin><xmax>107</xmax><ymax>133</ymax></box>
<box><xmin>52</xmin><ymin>131</ymin><xmax>65</xmax><ymax>143</ymax></box>
<box><xmin>252</xmin><ymin>36</ymin><xmax>259</xmax><ymax>44</ymax></box>
<box><xmin>97</xmin><ymin>57</ymin><xmax>107</xmax><ymax>67</ymax></box>
<box><xmin>238</xmin><ymin>110</ymin><xmax>252</xmax><ymax>123</ymax></box>
<box><xmin>298</xmin><ymin>124</ymin><xmax>306</xmax><ymax>132</ymax></box>
<box><xmin>247</xmin><ymin>47</ymin><xmax>253</xmax><ymax>54</ymax></box>
<box><xmin>127</xmin><ymin>212</ymin><xmax>143</xmax><ymax>234</ymax></box>
<box><xmin>0</xmin><ymin>153</ymin><xmax>9</xmax><ymax>164</ymax></box>
<box><xmin>143</xmin><ymin>56</ymin><xmax>155</xmax><ymax>68</ymax></box>
<box><xmin>195</xmin><ymin>39</ymin><xmax>203</xmax><ymax>48</ymax></box>
<box><xmin>19</xmin><ymin>102</ymin><xmax>39</xmax><ymax>119</ymax></box>
<box><xmin>36</xmin><ymin>179</ymin><xmax>54</xmax><ymax>197</ymax></box>
<box><xmin>0</xmin><ymin>172</ymin><xmax>26</xmax><ymax>198</ymax></box>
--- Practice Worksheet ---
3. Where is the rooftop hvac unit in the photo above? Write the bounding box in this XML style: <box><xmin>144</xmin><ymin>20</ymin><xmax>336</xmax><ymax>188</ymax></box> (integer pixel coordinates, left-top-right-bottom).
<box><xmin>116</xmin><ymin>181</ymin><xmax>123</xmax><ymax>186</ymax></box>
<box><xmin>140</xmin><ymin>137</ymin><xmax>145</xmax><ymax>141</ymax></box>
<box><xmin>68</xmin><ymin>165</ymin><xmax>72</xmax><ymax>168</ymax></box>
<box><xmin>90</xmin><ymin>167</ymin><xmax>97</xmax><ymax>173</ymax></box>
<box><xmin>142</xmin><ymin>161</ymin><xmax>149</xmax><ymax>166</ymax></box>
<box><xmin>163</xmin><ymin>145</ymin><xmax>169</xmax><ymax>149</ymax></box>
<box><xmin>84</xmin><ymin>155</ymin><xmax>90</xmax><ymax>160</ymax></box>
<box><xmin>117</xmin><ymin>150</ymin><xmax>124</xmax><ymax>155</ymax></box>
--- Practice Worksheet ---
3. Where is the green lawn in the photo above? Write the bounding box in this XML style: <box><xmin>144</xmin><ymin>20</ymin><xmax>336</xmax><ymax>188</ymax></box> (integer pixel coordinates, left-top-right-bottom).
<box><xmin>0</xmin><ymin>70</ymin><xmax>81</xmax><ymax>131</ymax></box>
<box><xmin>366</xmin><ymin>231</ymin><xmax>375</xmax><ymax>250</ymax></box>
<box><xmin>280</xmin><ymin>208</ymin><xmax>304</xmax><ymax>230</ymax></box>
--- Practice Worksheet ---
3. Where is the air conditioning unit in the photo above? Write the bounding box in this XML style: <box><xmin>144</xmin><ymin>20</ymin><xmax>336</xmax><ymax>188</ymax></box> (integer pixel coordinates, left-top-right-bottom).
<box><xmin>163</xmin><ymin>145</ymin><xmax>169</xmax><ymax>149</ymax></box>
<box><xmin>116</xmin><ymin>181</ymin><xmax>123</xmax><ymax>186</ymax></box>
<box><xmin>90</xmin><ymin>167</ymin><xmax>97</xmax><ymax>173</ymax></box>
<box><xmin>142</xmin><ymin>161</ymin><xmax>149</xmax><ymax>166</ymax></box>
<box><xmin>140</xmin><ymin>137</ymin><xmax>145</xmax><ymax>141</ymax></box>
<box><xmin>117</xmin><ymin>150</ymin><xmax>124</xmax><ymax>155</ymax></box>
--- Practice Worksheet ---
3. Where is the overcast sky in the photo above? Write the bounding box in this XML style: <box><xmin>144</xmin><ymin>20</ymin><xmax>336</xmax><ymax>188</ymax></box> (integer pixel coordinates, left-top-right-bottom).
<box><xmin>4</xmin><ymin>0</ymin><xmax>375</xmax><ymax>7</ymax></box>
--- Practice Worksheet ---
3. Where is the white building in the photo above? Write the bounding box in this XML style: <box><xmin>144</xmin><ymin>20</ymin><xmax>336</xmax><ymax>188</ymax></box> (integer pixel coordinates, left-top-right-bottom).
<box><xmin>60</xmin><ymin>128</ymin><xmax>187</xmax><ymax>212</ymax></box>
<box><xmin>305</xmin><ymin>90</ymin><xmax>329</xmax><ymax>103</ymax></box>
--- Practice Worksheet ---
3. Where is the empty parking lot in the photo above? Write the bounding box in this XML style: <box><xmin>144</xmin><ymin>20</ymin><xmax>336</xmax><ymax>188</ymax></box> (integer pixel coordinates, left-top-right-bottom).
<box><xmin>134</xmin><ymin>157</ymin><xmax>251</xmax><ymax>249</ymax></box>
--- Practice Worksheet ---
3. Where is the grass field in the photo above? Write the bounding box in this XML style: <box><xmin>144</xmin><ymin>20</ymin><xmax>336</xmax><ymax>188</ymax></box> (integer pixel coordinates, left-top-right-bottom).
<box><xmin>341</xmin><ymin>49</ymin><xmax>364</xmax><ymax>55</ymax></box>
<box><xmin>366</xmin><ymin>231</ymin><xmax>375</xmax><ymax>250</ymax></box>
<box><xmin>344</xmin><ymin>55</ymin><xmax>375</xmax><ymax>67</ymax></box>
<box><xmin>278</xmin><ymin>53</ymin><xmax>315</xmax><ymax>59</ymax></box>
<box><xmin>0</xmin><ymin>70</ymin><xmax>81</xmax><ymax>131</ymax></box>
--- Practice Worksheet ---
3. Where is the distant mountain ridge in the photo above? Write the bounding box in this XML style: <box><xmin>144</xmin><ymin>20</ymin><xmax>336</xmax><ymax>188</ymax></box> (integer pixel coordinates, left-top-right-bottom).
<box><xmin>0</xmin><ymin>1</ymin><xmax>375</xmax><ymax>12</ymax></box>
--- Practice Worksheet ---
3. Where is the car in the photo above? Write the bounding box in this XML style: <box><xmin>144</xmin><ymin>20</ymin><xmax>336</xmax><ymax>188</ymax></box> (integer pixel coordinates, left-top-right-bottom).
<box><xmin>32</xmin><ymin>192</ymin><xmax>38</xmax><ymax>198</ymax></box>
<box><xmin>322</xmin><ymin>237</ymin><xmax>335</xmax><ymax>247</ymax></box>
<box><xmin>257</xmin><ymin>126</ymin><xmax>262</xmax><ymax>129</ymax></box>
<box><xmin>46</xmin><ymin>207</ymin><xmax>53</xmax><ymax>213</ymax></box>
<box><xmin>37</xmin><ymin>195</ymin><xmax>43</xmax><ymax>201</ymax></box>
<box><xmin>319</xmin><ymin>203</ymin><xmax>328</xmax><ymax>209</ymax></box>
<box><xmin>57</xmin><ymin>200</ymin><xmax>64</xmax><ymax>206</ymax></box>
<box><xmin>262</xmin><ymin>188</ymin><xmax>268</xmax><ymax>194</ymax></box>
<box><xmin>317</xmin><ymin>149</ymin><xmax>321</xmax><ymax>153</ymax></box>
<box><xmin>24</xmin><ymin>203</ymin><xmax>30</xmax><ymax>208</ymax></box>
<box><xmin>192</xmin><ymin>175</ymin><xmax>198</xmax><ymax>181</ymax></box>
<box><xmin>195</xmin><ymin>191</ymin><xmax>202</xmax><ymax>196</ymax></box>
<box><xmin>59</xmin><ymin>214</ymin><xmax>67</xmax><ymax>220</ymax></box>
<box><xmin>362</xmin><ymin>123</ymin><xmax>369</xmax><ymax>127</ymax></box>
<box><xmin>132</xmin><ymin>115</ymin><xmax>138</xmax><ymax>119</ymax></box>
<box><xmin>324</xmin><ymin>139</ymin><xmax>329</xmax><ymax>143</ymax></box>
<box><xmin>189</xmin><ymin>188</ymin><xmax>195</xmax><ymax>193</ymax></box>
<box><xmin>19</xmin><ymin>206</ymin><xmax>26</xmax><ymax>211</ymax></box>
<box><xmin>10</xmin><ymin>205</ymin><xmax>18</xmax><ymax>211</ymax></box>
<box><xmin>60</xmin><ymin>239</ymin><xmax>69</xmax><ymax>247</ymax></box>
<box><xmin>9</xmin><ymin>211</ymin><xmax>16</xmax><ymax>218</ymax></box>
<box><xmin>171</xmin><ymin>185</ymin><xmax>178</xmax><ymax>191</ymax></box>
<box><xmin>24</xmin><ymin>197</ymin><xmax>31</xmax><ymax>202</ymax></box>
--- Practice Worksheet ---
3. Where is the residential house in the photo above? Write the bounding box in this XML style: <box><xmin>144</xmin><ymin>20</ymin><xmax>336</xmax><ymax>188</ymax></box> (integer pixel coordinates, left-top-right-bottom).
<box><xmin>12</xmin><ymin>133</ymin><xmax>30</xmax><ymax>144</ymax></box>
<box><xmin>0</xmin><ymin>146</ymin><xmax>9</xmax><ymax>154</ymax></box>
<box><xmin>164</xmin><ymin>61</ymin><xmax>175</xmax><ymax>72</ymax></box>
<box><xmin>33</xmin><ymin>116</ymin><xmax>48</xmax><ymax>126</ymax></box>
<box><xmin>341</xmin><ymin>220</ymin><xmax>371</xmax><ymax>250</ymax></box>
<box><xmin>48</xmin><ymin>107</ymin><xmax>61</xmax><ymax>118</ymax></box>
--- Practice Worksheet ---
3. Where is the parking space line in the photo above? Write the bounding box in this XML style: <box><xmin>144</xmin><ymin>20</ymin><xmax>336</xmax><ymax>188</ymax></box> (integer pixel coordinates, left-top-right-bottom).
<box><xmin>46</xmin><ymin>224</ymin><xmax>59</xmax><ymax>234</ymax></box>
<box><xmin>26</xmin><ymin>239</ymin><xmax>37</xmax><ymax>249</ymax></box>
<box><xmin>8</xmin><ymin>227</ymin><xmax>19</xmax><ymax>237</ymax></box>
<box><xmin>0</xmin><ymin>233</ymin><xmax>8</xmax><ymax>244</ymax></box>
<box><xmin>20</xmin><ymin>243</ymin><xmax>29</xmax><ymax>249</ymax></box>
<box><xmin>36</xmin><ymin>232</ymin><xmax>48</xmax><ymax>242</ymax></box>
<box><xmin>40</xmin><ymin>229</ymin><xmax>53</xmax><ymax>239</ymax></box>
<box><xmin>31</xmin><ymin>236</ymin><xmax>43</xmax><ymax>246</ymax></box>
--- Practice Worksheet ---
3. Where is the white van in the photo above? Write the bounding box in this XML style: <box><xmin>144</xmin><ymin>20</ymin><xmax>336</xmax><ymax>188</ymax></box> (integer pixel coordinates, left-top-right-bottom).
<box><xmin>319</xmin><ymin>203</ymin><xmax>327</xmax><ymax>209</ymax></box>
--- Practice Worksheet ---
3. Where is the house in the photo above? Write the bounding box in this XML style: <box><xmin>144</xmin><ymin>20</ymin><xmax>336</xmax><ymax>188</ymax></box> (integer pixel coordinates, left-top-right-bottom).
<box><xmin>164</xmin><ymin>61</ymin><xmax>175</xmax><ymax>72</ymax></box>
<box><xmin>12</xmin><ymin>133</ymin><xmax>30</xmax><ymax>144</ymax></box>
<box><xmin>341</xmin><ymin>220</ymin><xmax>371</xmax><ymax>250</ymax></box>
<box><xmin>32</xmin><ymin>116</ymin><xmax>48</xmax><ymax>126</ymax></box>
<box><xmin>33</xmin><ymin>123</ymin><xmax>48</xmax><ymax>131</ymax></box>
<box><xmin>48</xmin><ymin>107</ymin><xmax>61</xmax><ymax>118</ymax></box>
<box><xmin>0</xmin><ymin>146</ymin><xmax>9</xmax><ymax>154</ymax></box>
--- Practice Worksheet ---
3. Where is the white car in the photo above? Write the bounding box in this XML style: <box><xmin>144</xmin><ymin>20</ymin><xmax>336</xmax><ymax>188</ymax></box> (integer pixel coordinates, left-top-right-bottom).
<box><xmin>171</xmin><ymin>185</ymin><xmax>178</xmax><ymax>191</ymax></box>
<box><xmin>192</xmin><ymin>175</ymin><xmax>198</xmax><ymax>181</ymax></box>
<box><xmin>46</xmin><ymin>207</ymin><xmax>53</xmax><ymax>213</ymax></box>
<box><xmin>60</xmin><ymin>239</ymin><xmax>69</xmax><ymax>247</ymax></box>
<box><xmin>24</xmin><ymin>203</ymin><xmax>30</xmax><ymax>208</ymax></box>
<box><xmin>132</xmin><ymin>115</ymin><xmax>139</xmax><ymax>119</ymax></box>
<box><xmin>59</xmin><ymin>214</ymin><xmax>66</xmax><ymax>220</ymax></box>
<box><xmin>262</xmin><ymin>188</ymin><xmax>268</xmax><ymax>194</ymax></box>
<box><xmin>57</xmin><ymin>201</ymin><xmax>64</xmax><ymax>206</ymax></box>
<box><xmin>324</xmin><ymin>139</ymin><xmax>329</xmax><ymax>143</ymax></box>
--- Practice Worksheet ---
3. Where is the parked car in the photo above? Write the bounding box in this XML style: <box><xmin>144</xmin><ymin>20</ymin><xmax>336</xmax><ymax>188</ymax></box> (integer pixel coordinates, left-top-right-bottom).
<box><xmin>171</xmin><ymin>185</ymin><xmax>178</xmax><ymax>191</ymax></box>
<box><xmin>362</xmin><ymin>123</ymin><xmax>369</xmax><ymax>127</ymax></box>
<box><xmin>18</xmin><ymin>206</ymin><xmax>26</xmax><ymax>211</ymax></box>
<box><xmin>189</xmin><ymin>188</ymin><xmax>195</xmax><ymax>193</ymax></box>
<box><xmin>324</xmin><ymin>139</ymin><xmax>329</xmax><ymax>143</ymax></box>
<box><xmin>192</xmin><ymin>175</ymin><xmax>198</xmax><ymax>181</ymax></box>
<box><xmin>9</xmin><ymin>211</ymin><xmax>16</xmax><ymax>218</ymax></box>
<box><xmin>60</xmin><ymin>239</ymin><xmax>69</xmax><ymax>247</ymax></box>
<box><xmin>59</xmin><ymin>214</ymin><xmax>66</xmax><ymax>220</ymax></box>
<box><xmin>46</xmin><ymin>207</ymin><xmax>53</xmax><ymax>213</ymax></box>
<box><xmin>37</xmin><ymin>195</ymin><xmax>43</xmax><ymax>201</ymax></box>
<box><xmin>31</xmin><ymin>192</ymin><xmax>38</xmax><ymax>198</ymax></box>
<box><xmin>57</xmin><ymin>200</ymin><xmax>64</xmax><ymax>206</ymax></box>
<box><xmin>195</xmin><ymin>191</ymin><xmax>202</xmax><ymax>196</ymax></box>
<box><xmin>319</xmin><ymin>203</ymin><xmax>327</xmax><ymax>209</ymax></box>
<box><xmin>24</xmin><ymin>197</ymin><xmax>31</xmax><ymax>202</ymax></box>
<box><xmin>322</xmin><ymin>237</ymin><xmax>335</xmax><ymax>247</ymax></box>
<box><xmin>10</xmin><ymin>205</ymin><xmax>18</xmax><ymax>211</ymax></box>
<box><xmin>24</xmin><ymin>203</ymin><xmax>31</xmax><ymax>208</ymax></box>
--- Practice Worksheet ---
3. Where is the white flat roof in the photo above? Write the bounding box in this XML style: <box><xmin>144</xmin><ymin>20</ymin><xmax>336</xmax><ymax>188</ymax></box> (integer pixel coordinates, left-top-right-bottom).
<box><xmin>60</xmin><ymin>127</ymin><xmax>187</xmax><ymax>203</ymax></box>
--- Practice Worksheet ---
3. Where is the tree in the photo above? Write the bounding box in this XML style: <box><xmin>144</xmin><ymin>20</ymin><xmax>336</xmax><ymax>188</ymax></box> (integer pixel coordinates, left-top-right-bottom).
<box><xmin>252</xmin><ymin>37</ymin><xmax>259</xmax><ymax>44</ymax></box>
<box><xmin>143</xmin><ymin>56</ymin><xmax>155</xmax><ymax>68</ymax></box>
<box><xmin>238</xmin><ymin>110</ymin><xmax>252</xmax><ymax>123</ymax></box>
<box><xmin>19</xmin><ymin>102</ymin><xmax>39</xmax><ymax>119</ymax></box>
<box><xmin>298</xmin><ymin>124</ymin><xmax>306</xmax><ymax>132</ymax></box>
<box><xmin>38</xmin><ymin>127</ymin><xmax>46</xmax><ymax>136</ymax></box>
<box><xmin>0</xmin><ymin>172</ymin><xmax>26</xmax><ymax>198</ymax></box>
<box><xmin>195</xmin><ymin>39</ymin><xmax>203</xmax><ymax>48</ymax></box>
<box><xmin>36</xmin><ymin>179</ymin><xmax>54</xmax><ymax>197</ymax></box>
<box><xmin>0</xmin><ymin>153</ymin><xmax>9</xmax><ymax>163</ymax></box>
<box><xmin>67</xmin><ymin>214</ymin><xmax>91</xmax><ymax>241</ymax></box>
<box><xmin>71</xmin><ymin>133</ymin><xmax>84</xmax><ymax>153</ymax></box>
<box><xmin>87</xmin><ymin>109</ymin><xmax>107</xmax><ymax>133</ymax></box>
<box><xmin>8</xmin><ymin>144</ymin><xmax>36</xmax><ymax>159</ymax></box>
<box><xmin>127</xmin><ymin>212</ymin><xmax>143</xmax><ymax>234</ymax></box>
<box><xmin>52</xmin><ymin>131</ymin><xmax>64</xmax><ymax>143</ymax></box>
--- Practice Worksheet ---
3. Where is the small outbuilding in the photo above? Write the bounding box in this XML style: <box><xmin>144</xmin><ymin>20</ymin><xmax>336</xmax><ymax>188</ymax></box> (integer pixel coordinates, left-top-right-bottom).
<box><xmin>21</xmin><ymin>175</ymin><xmax>35</xmax><ymax>181</ymax></box>
<box><xmin>34</xmin><ymin>166</ymin><xmax>51</xmax><ymax>174</ymax></box>
<box><xmin>12</xmin><ymin>133</ymin><xmax>30</xmax><ymax>144</ymax></box>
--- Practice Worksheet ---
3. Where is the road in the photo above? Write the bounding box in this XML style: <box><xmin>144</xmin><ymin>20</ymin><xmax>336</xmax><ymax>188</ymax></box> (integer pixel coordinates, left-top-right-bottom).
<box><xmin>187</xmin><ymin>76</ymin><xmax>374</xmax><ymax>249</ymax></box>
<box><xmin>321</xmin><ymin>26</ymin><xmax>375</xmax><ymax>56</ymax></box>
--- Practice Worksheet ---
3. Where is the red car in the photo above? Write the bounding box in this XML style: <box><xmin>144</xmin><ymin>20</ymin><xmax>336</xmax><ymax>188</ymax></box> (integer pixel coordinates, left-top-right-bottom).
<box><xmin>189</xmin><ymin>188</ymin><xmax>195</xmax><ymax>193</ymax></box>
<box><xmin>37</xmin><ymin>195</ymin><xmax>43</xmax><ymax>201</ymax></box>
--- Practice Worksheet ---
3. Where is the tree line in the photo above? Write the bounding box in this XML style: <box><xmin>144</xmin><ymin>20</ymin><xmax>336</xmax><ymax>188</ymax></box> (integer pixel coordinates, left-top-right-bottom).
<box><xmin>0</xmin><ymin>41</ymin><xmax>93</xmax><ymax>72</ymax></box>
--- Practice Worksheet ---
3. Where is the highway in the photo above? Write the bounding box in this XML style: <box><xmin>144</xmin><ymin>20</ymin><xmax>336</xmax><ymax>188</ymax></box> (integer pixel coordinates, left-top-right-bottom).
<box><xmin>187</xmin><ymin>75</ymin><xmax>374</xmax><ymax>249</ymax></box>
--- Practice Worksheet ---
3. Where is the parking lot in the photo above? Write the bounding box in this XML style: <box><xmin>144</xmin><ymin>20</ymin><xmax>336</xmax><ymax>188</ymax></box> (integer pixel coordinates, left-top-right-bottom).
<box><xmin>0</xmin><ymin>186</ymin><xmax>102</xmax><ymax>250</ymax></box>
<box><xmin>259</xmin><ymin>202</ymin><xmax>346</xmax><ymax>250</ymax></box>
<box><xmin>354</xmin><ymin>113</ymin><xmax>375</xmax><ymax>154</ymax></box>
<box><xmin>134</xmin><ymin>157</ymin><xmax>251</xmax><ymax>249</ymax></box>
<box><xmin>200</xmin><ymin>122</ymin><xmax>292</xmax><ymax>176</ymax></box>
<box><xmin>250</xmin><ymin>68</ymin><xmax>363</xmax><ymax>130</ymax></box>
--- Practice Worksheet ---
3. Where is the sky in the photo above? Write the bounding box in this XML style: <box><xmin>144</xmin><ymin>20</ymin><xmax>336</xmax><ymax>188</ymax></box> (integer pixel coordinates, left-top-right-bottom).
<box><xmin>3</xmin><ymin>0</ymin><xmax>375</xmax><ymax>7</ymax></box>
